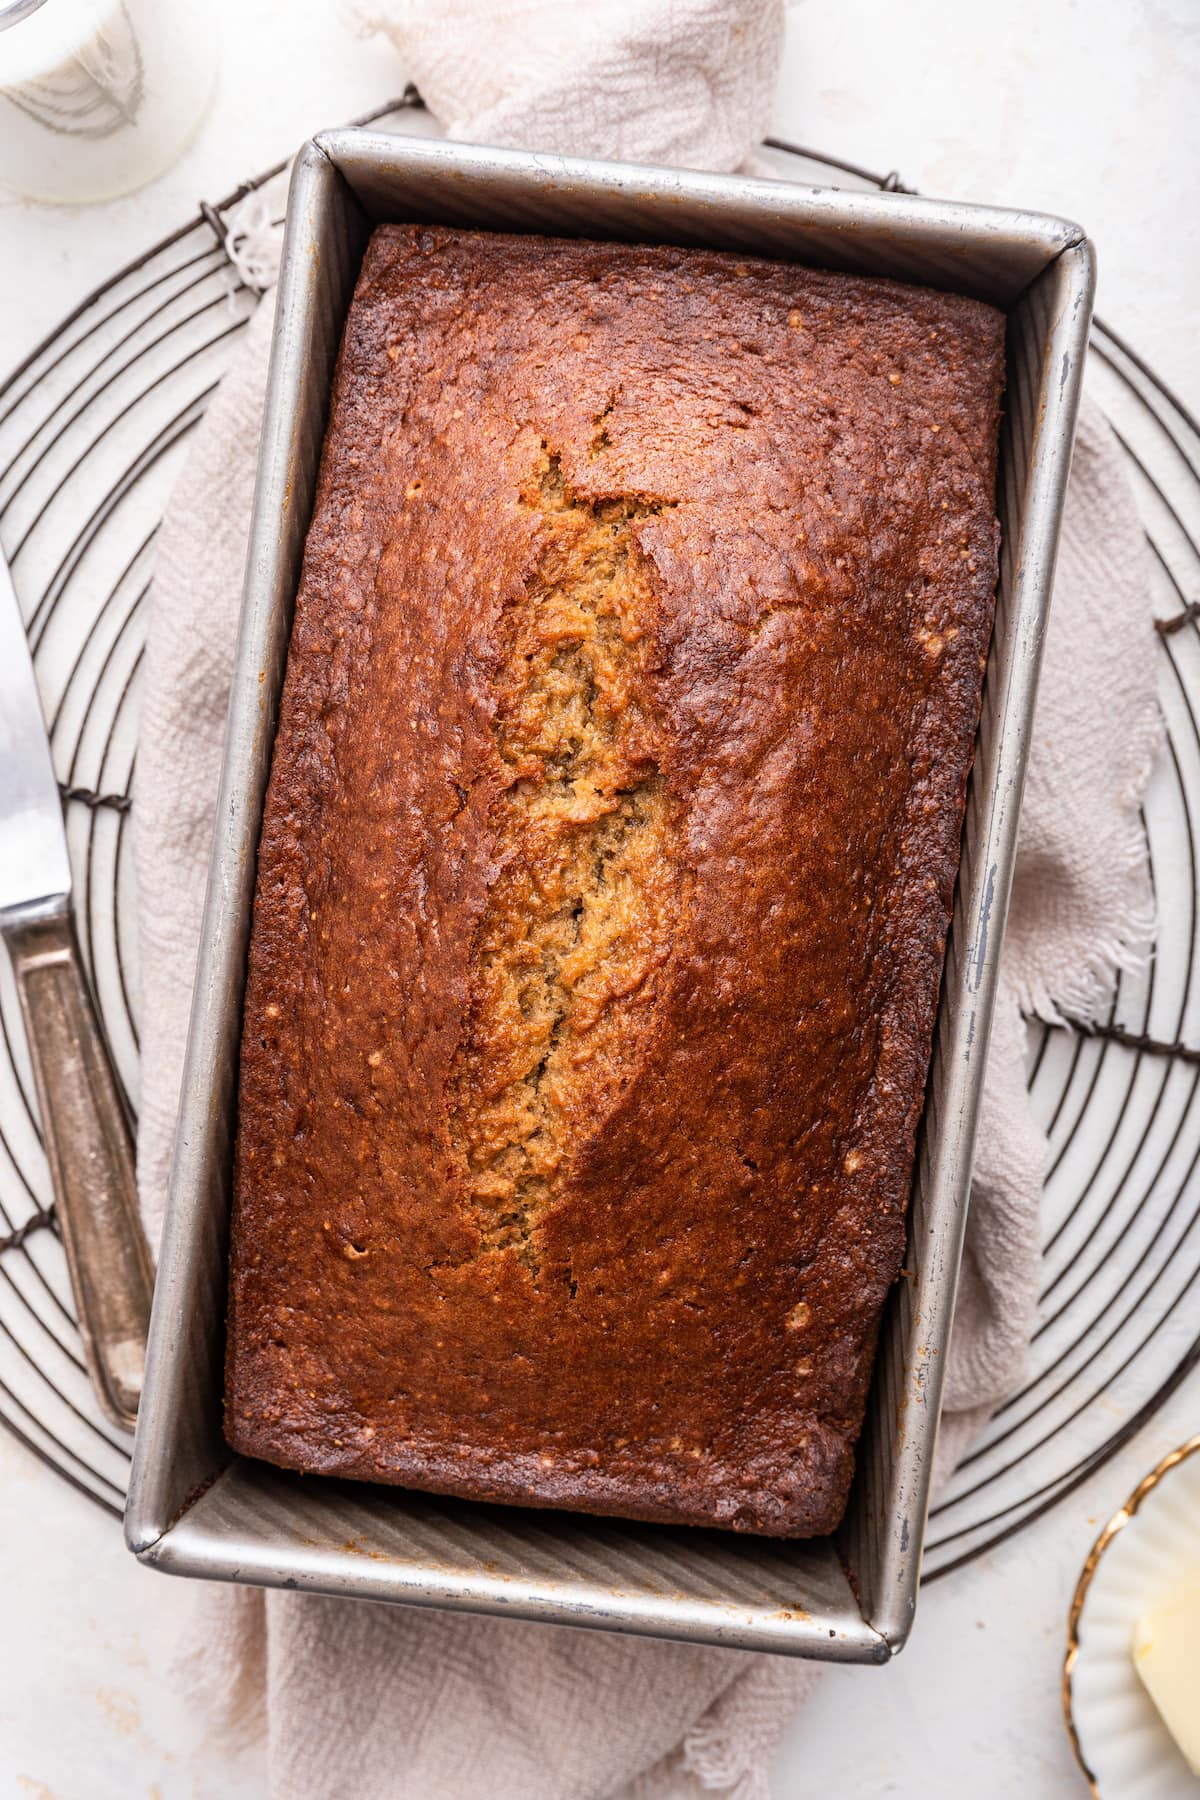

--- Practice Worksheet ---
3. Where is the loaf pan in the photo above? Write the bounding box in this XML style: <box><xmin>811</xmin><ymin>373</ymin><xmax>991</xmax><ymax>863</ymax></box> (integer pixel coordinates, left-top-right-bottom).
<box><xmin>125</xmin><ymin>129</ymin><xmax>1094</xmax><ymax>1662</ymax></box>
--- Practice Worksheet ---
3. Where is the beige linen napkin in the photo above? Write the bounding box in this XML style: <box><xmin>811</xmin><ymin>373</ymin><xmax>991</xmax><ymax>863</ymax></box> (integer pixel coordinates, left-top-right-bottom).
<box><xmin>133</xmin><ymin>4</ymin><xmax>1160</xmax><ymax>1794</ymax></box>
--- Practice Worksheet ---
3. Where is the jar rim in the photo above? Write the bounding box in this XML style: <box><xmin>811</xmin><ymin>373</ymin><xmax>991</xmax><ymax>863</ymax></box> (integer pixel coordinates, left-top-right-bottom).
<box><xmin>0</xmin><ymin>0</ymin><xmax>51</xmax><ymax>34</ymax></box>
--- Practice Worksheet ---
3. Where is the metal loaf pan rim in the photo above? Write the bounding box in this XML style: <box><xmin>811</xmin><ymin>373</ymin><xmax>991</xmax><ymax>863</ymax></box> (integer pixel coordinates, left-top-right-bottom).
<box><xmin>125</xmin><ymin>128</ymin><xmax>1095</xmax><ymax>1664</ymax></box>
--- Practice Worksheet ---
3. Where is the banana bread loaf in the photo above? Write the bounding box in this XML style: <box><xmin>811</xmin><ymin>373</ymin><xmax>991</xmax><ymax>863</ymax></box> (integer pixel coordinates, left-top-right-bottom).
<box><xmin>225</xmin><ymin>224</ymin><xmax>1005</xmax><ymax>1536</ymax></box>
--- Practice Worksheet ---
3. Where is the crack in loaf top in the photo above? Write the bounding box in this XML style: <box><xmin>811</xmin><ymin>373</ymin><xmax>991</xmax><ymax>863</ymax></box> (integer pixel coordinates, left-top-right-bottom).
<box><xmin>226</xmin><ymin>224</ymin><xmax>1005</xmax><ymax>1537</ymax></box>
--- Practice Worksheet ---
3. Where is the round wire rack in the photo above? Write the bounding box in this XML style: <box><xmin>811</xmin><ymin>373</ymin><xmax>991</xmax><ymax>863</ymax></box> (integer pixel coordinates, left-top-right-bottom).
<box><xmin>0</xmin><ymin>96</ymin><xmax>1197</xmax><ymax>1567</ymax></box>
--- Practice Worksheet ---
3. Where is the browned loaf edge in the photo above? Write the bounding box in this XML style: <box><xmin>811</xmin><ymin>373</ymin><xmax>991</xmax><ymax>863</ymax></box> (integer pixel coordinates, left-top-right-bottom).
<box><xmin>225</xmin><ymin>225</ymin><xmax>1005</xmax><ymax>1537</ymax></box>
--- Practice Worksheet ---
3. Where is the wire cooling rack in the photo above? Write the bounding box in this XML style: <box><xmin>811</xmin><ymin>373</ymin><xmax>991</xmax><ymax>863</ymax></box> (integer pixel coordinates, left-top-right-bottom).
<box><xmin>0</xmin><ymin>95</ymin><xmax>1197</xmax><ymax>1568</ymax></box>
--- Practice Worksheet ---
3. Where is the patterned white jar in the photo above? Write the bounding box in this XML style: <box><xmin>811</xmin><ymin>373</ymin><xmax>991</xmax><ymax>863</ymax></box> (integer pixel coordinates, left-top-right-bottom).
<box><xmin>0</xmin><ymin>0</ymin><xmax>218</xmax><ymax>203</ymax></box>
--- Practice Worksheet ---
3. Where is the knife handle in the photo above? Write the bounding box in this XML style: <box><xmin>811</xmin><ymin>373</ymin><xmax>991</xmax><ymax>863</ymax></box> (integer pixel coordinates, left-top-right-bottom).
<box><xmin>6</xmin><ymin>904</ymin><xmax>153</xmax><ymax>1434</ymax></box>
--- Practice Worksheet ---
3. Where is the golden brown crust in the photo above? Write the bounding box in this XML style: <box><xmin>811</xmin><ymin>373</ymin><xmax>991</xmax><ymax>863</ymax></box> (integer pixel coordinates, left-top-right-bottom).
<box><xmin>225</xmin><ymin>225</ymin><xmax>1005</xmax><ymax>1536</ymax></box>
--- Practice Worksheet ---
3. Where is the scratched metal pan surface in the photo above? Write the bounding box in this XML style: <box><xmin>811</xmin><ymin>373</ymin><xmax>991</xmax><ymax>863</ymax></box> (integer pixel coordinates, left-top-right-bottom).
<box><xmin>124</xmin><ymin>130</ymin><xmax>1095</xmax><ymax>1662</ymax></box>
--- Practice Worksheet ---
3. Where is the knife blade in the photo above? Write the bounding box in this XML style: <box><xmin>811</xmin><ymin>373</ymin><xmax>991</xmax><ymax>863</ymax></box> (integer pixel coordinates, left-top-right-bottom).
<box><xmin>0</xmin><ymin>541</ymin><xmax>153</xmax><ymax>1433</ymax></box>
<box><xmin>0</xmin><ymin>549</ymin><xmax>71</xmax><ymax>920</ymax></box>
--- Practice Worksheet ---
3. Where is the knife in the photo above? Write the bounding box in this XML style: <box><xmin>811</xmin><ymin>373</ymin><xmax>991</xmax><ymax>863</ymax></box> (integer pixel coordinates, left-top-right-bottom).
<box><xmin>0</xmin><ymin>542</ymin><xmax>153</xmax><ymax>1433</ymax></box>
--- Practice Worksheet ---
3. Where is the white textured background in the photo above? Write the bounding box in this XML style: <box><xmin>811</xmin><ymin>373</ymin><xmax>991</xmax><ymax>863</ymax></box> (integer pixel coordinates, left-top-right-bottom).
<box><xmin>0</xmin><ymin>1</ymin><xmax>1198</xmax><ymax>1795</ymax></box>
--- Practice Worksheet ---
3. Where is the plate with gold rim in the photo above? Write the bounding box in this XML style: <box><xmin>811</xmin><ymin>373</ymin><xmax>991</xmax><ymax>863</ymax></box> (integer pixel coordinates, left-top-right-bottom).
<box><xmin>1065</xmin><ymin>1436</ymin><xmax>1200</xmax><ymax>1797</ymax></box>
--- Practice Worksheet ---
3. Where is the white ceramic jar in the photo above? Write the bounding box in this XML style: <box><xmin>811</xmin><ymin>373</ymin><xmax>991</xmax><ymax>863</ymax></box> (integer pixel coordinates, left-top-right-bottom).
<box><xmin>0</xmin><ymin>0</ymin><xmax>218</xmax><ymax>203</ymax></box>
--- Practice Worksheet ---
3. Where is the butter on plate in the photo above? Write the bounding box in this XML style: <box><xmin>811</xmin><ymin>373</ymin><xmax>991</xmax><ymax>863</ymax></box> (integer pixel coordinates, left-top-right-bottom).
<box><xmin>1133</xmin><ymin>1580</ymin><xmax>1200</xmax><ymax>1776</ymax></box>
